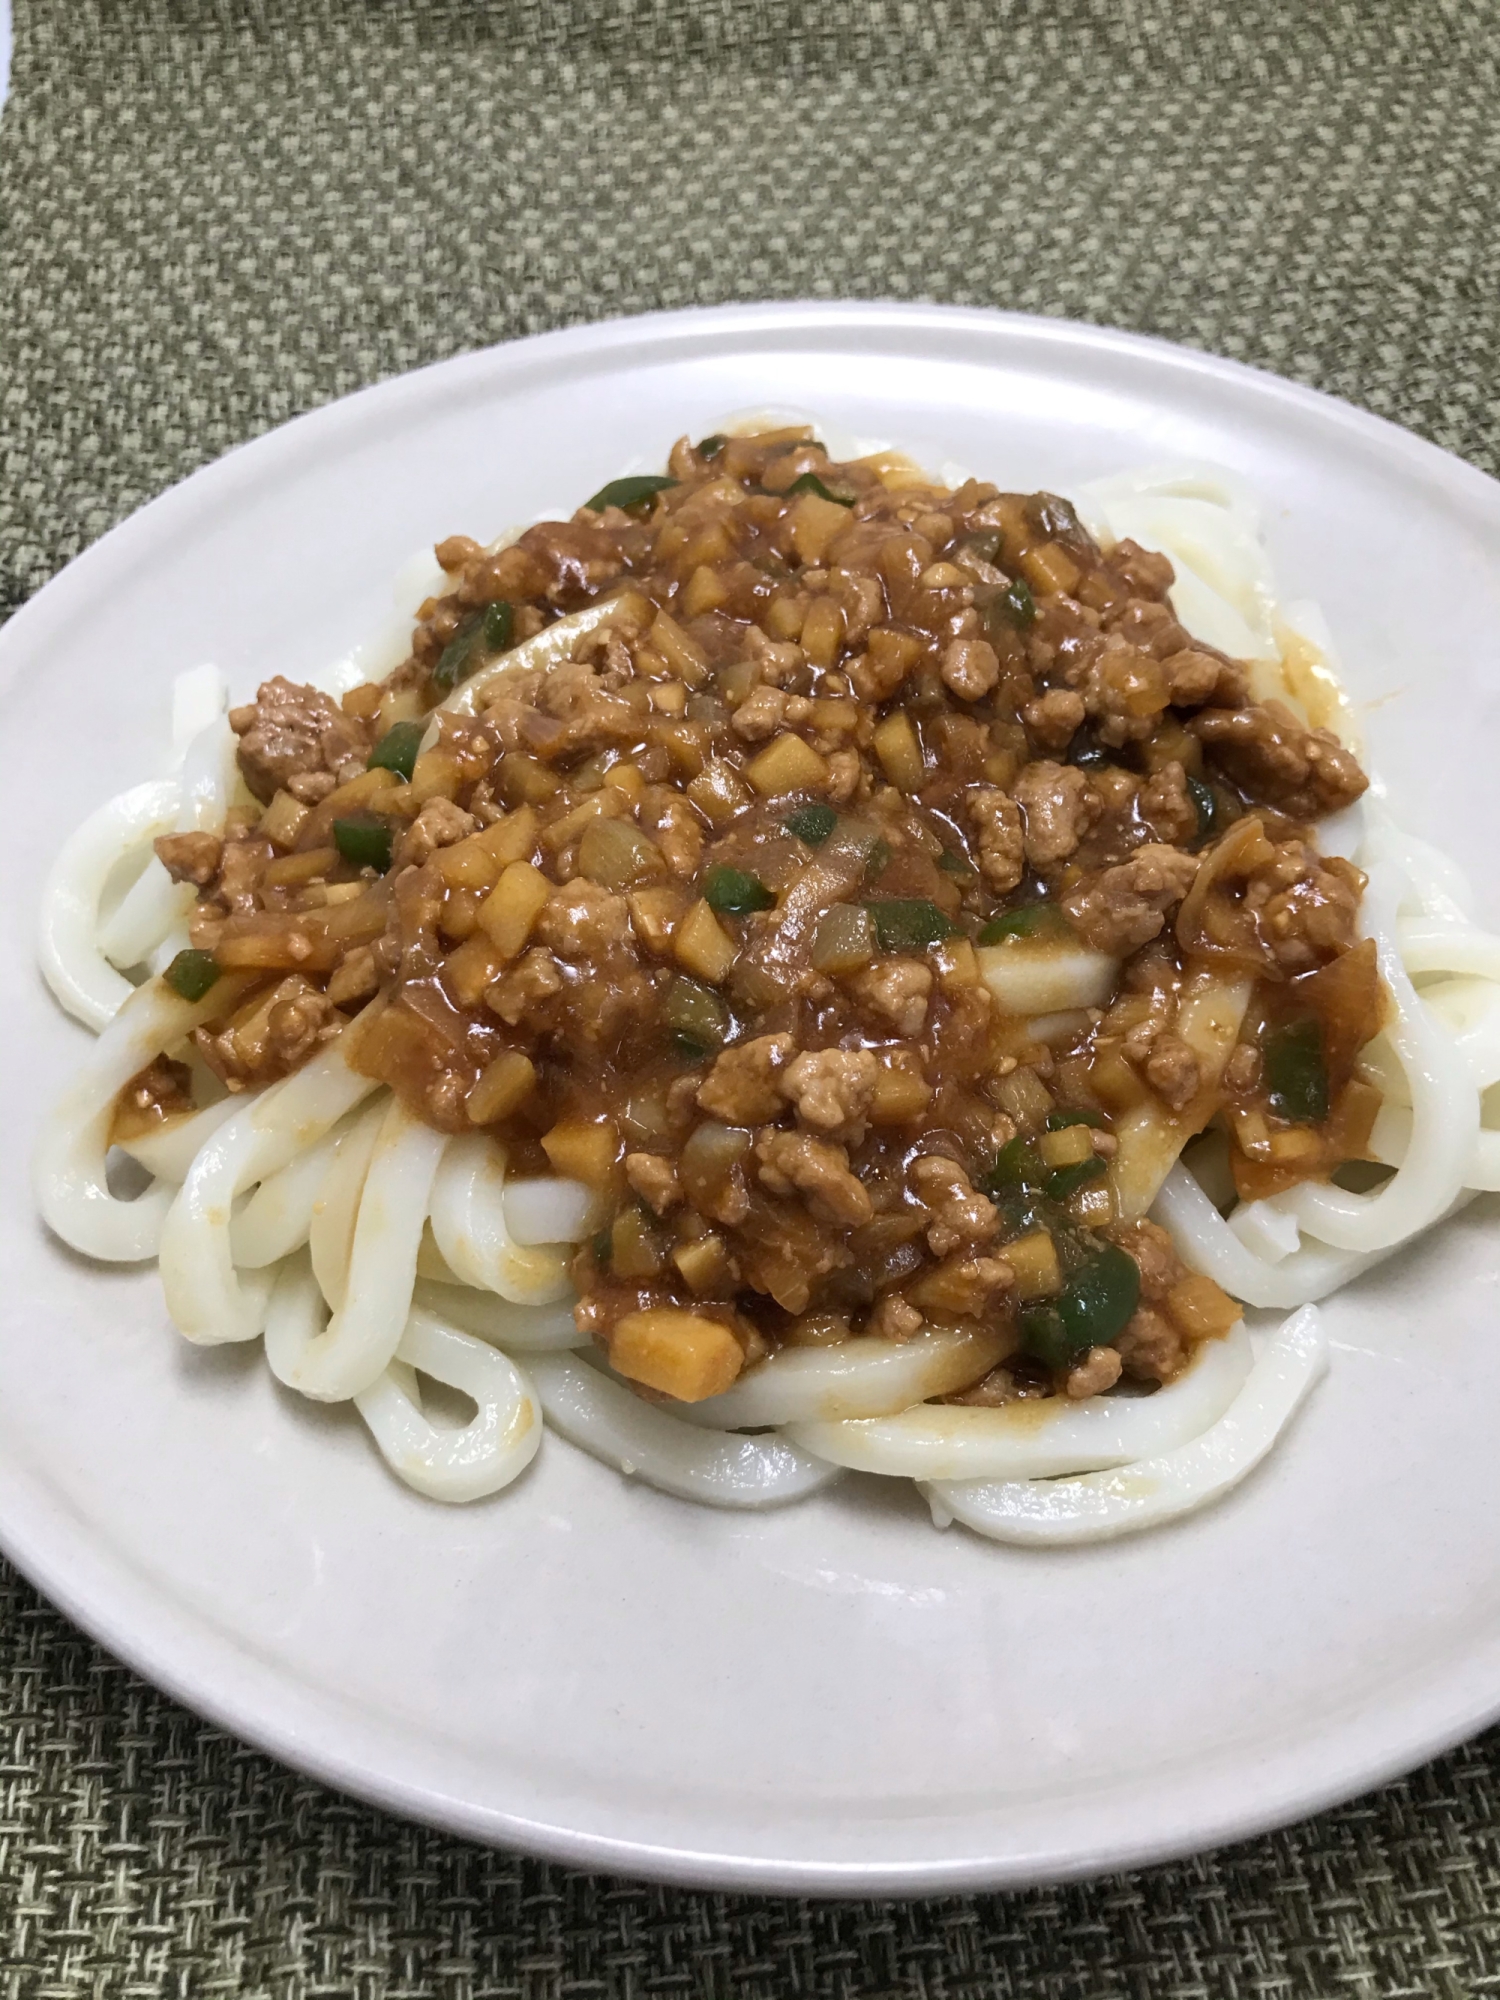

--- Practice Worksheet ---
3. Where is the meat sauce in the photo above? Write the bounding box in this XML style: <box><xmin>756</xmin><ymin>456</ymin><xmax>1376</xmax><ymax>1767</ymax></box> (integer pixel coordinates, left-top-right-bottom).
<box><xmin>135</xmin><ymin>426</ymin><xmax>1378</xmax><ymax>1407</ymax></box>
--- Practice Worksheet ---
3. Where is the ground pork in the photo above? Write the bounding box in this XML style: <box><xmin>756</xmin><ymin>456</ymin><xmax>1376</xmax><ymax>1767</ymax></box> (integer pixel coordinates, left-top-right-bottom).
<box><xmin>940</xmin><ymin>637</ymin><xmax>1001</xmax><ymax>700</ymax></box>
<box><xmin>229</xmin><ymin>678</ymin><xmax>371</xmax><ymax>805</ymax></box>
<box><xmin>781</xmin><ymin>1047</ymin><xmax>878</xmax><ymax>1140</ymax></box>
<box><xmin>153</xmin><ymin>831</ymin><xmax>222</xmax><ymax>885</ymax></box>
<box><xmin>625</xmin><ymin>1152</ymin><xmax>681</xmax><ymax>1215</ymax></box>
<box><xmin>1107</xmin><ymin>539</ymin><xmax>1175</xmax><ymax>599</ymax></box>
<box><xmin>483</xmin><ymin>947</ymin><xmax>564</xmax><ymax>1029</ymax></box>
<box><xmin>1012</xmin><ymin>760</ymin><xmax>1101</xmax><ymax>868</ymax></box>
<box><xmin>536</xmin><ymin>880</ymin><xmax>633</xmax><ymax>958</ymax></box>
<box><xmin>851</xmin><ymin>959</ymin><xmax>932</xmax><ymax>1036</ymax></box>
<box><xmin>1191</xmin><ymin>698</ymin><xmax>1369</xmax><ymax>818</ymax></box>
<box><xmin>1115</xmin><ymin>1306</ymin><xmax>1188</xmax><ymax>1383</ymax></box>
<box><xmin>393</xmin><ymin>798</ymin><xmax>477</xmax><ymax>869</ymax></box>
<box><xmin>910</xmin><ymin>1154</ymin><xmax>999</xmax><ymax>1257</ymax></box>
<box><xmin>1021</xmin><ymin>687</ymin><xmax>1086</xmax><ymax>751</ymax></box>
<box><xmin>696</xmin><ymin>1034</ymin><xmax>795</xmax><ymax>1124</ymax></box>
<box><xmin>1138</xmin><ymin>761</ymin><xmax>1200</xmax><ymax>845</ymax></box>
<box><xmin>967</xmin><ymin>786</ymin><xmax>1025</xmax><ymax>893</ymax></box>
<box><xmin>1063</xmin><ymin>844</ymin><xmax>1201</xmax><ymax>954</ymax></box>
<box><xmin>1142</xmin><ymin>1031</ymin><xmax>1201</xmax><ymax>1111</ymax></box>
<box><xmin>866</xmin><ymin>1293</ymin><xmax>924</xmax><ymax>1342</ymax></box>
<box><xmin>1065</xmin><ymin>1346</ymin><xmax>1124</xmax><ymax>1398</ymax></box>
<box><xmin>1077</xmin><ymin>635</ymin><xmax>1170</xmax><ymax>746</ymax></box>
<box><xmin>754</xmin><ymin>1129</ymin><xmax>873</xmax><ymax>1225</ymax></box>
<box><xmin>1158</xmin><ymin>648</ymin><xmax>1243</xmax><ymax>708</ymax></box>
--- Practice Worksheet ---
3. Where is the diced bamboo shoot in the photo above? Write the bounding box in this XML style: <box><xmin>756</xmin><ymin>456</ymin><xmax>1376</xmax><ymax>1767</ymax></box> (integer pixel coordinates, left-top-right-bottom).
<box><xmin>873</xmin><ymin>710</ymin><xmax>925</xmax><ymax>792</ymax></box>
<box><xmin>476</xmin><ymin>861</ymin><xmax>552</xmax><ymax>961</ymax></box>
<box><xmin>674</xmin><ymin>900</ymin><xmax>737</xmax><ymax>983</ymax></box>
<box><xmin>465</xmin><ymin>1050</ymin><xmax>537</xmax><ymax>1124</ymax></box>
<box><xmin>611</xmin><ymin>1308</ymin><xmax>744</xmax><ymax>1402</ymax></box>
<box><xmin>541</xmin><ymin>1116</ymin><xmax>620</xmax><ymax>1187</ymax></box>
<box><xmin>746</xmin><ymin>733</ymin><xmax>828</xmax><ymax>796</ymax></box>
<box><xmin>1006</xmin><ymin>1231</ymin><xmax>1063</xmax><ymax>1300</ymax></box>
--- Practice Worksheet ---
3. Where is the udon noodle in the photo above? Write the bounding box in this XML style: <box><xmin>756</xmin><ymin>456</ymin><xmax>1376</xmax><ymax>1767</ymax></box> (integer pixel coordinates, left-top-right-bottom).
<box><xmin>31</xmin><ymin>442</ymin><xmax>1500</xmax><ymax>1543</ymax></box>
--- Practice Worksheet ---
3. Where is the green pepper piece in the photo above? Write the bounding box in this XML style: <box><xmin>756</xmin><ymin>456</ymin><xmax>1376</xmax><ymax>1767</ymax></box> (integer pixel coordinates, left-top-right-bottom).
<box><xmin>1044</xmin><ymin>1155</ymin><xmax>1108</xmax><ymax>1204</ymax></box>
<box><xmin>864</xmin><ymin>838</ymin><xmax>892</xmax><ymax>881</ymax></box>
<box><xmin>1265</xmin><ymin>1017</ymin><xmax>1329</xmax><ymax>1125</ymax></box>
<box><xmin>1186</xmin><ymin>774</ymin><xmax>1218</xmax><ymax>847</ymax></box>
<box><xmin>783</xmin><ymin>472</ymin><xmax>855</xmax><ymax>507</ymax></box>
<box><xmin>937</xmin><ymin>849</ymin><xmax>973</xmax><ymax>879</ymax></box>
<box><xmin>696</xmin><ymin>434</ymin><xmax>727</xmax><ymax>460</ymax></box>
<box><xmin>432</xmin><ymin>616</ymin><xmax>482</xmax><ymax>694</ymax></box>
<box><xmin>1046</xmin><ymin>1109</ymin><xmax>1104</xmax><ymax>1130</ymax></box>
<box><xmin>164</xmin><ymin>948</ymin><xmax>220</xmax><ymax>1002</ymax></box>
<box><xmin>960</xmin><ymin>529</ymin><xmax>1004</xmax><ymax>565</ymax></box>
<box><xmin>663</xmin><ymin>975</ymin><xmax>729</xmax><ymax>1054</ymax></box>
<box><xmin>432</xmin><ymin>598</ymin><xmax>515</xmax><ymax>696</ymax></box>
<box><xmin>1068</xmin><ymin>734</ymin><xmax>1110</xmax><ymax>770</ymax></box>
<box><xmin>978</xmin><ymin>1135</ymin><xmax>1047</xmax><ymax>1195</ymax></box>
<box><xmin>1018</xmin><ymin>1242</ymin><xmax>1141</xmax><ymax>1366</ymax></box>
<box><xmin>977</xmin><ymin>902</ymin><xmax>1072</xmax><ymax>945</ymax></box>
<box><xmin>783</xmin><ymin>803</ymin><xmax>838</xmax><ymax>846</ymax></box>
<box><xmin>1002</xmin><ymin>576</ymin><xmax>1036</xmax><ymax>628</ymax></box>
<box><xmin>976</xmin><ymin>577</ymin><xmax>1036</xmax><ymax>638</ymax></box>
<box><xmin>367</xmin><ymin>719</ymin><xmax>426</xmax><ymax>783</ymax></box>
<box><xmin>703</xmin><ymin>865</ymin><xmax>775</xmax><ymax>915</ymax></box>
<box><xmin>482</xmin><ymin>599</ymin><xmax>515</xmax><ymax>652</ymax></box>
<box><xmin>864</xmin><ymin>898</ymin><xmax>957</xmax><ymax>952</ymax></box>
<box><xmin>988</xmin><ymin>1188</ymin><xmax>1057</xmax><ymax>1243</ymax></box>
<box><xmin>585</xmin><ymin>474</ymin><xmax>678</xmax><ymax>514</ymax></box>
<box><xmin>1028</xmin><ymin>492</ymin><xmax>1087</xmax><ymax>544</ymax></box>
<box><xmin>333</xmin><ymin>813</ymin><xmax>394</xmax><ymax>873</ymax></box>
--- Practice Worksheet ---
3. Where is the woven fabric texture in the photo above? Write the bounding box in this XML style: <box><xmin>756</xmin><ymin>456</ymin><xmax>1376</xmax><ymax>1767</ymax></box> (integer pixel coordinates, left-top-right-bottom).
<box><xmin>4</xmin><ymin>1</ymin><xmax>1500</xmax><ymax>1993</ymax></box>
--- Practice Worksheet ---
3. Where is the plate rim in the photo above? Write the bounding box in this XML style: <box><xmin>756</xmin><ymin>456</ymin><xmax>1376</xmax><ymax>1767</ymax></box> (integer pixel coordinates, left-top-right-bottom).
<box><xmin>7</xmin><ymin>297</ymin><xmax>1500</xmax><ymax>1894</ymax></box>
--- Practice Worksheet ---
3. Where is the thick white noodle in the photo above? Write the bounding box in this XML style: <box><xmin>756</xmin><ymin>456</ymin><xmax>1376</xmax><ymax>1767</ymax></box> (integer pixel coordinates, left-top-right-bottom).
<box><xmin>924</xmin><ymin>1307</ymin><xmax>1327</xmax><ymax>1546</ymax></box>
<box><xmin>1362</xmin><ymin>801</ymin><xmax>1476</xmax><ymax>922</ymax></box>
<box><xmin>37</xmin><ymin>779</ymin><xmax>180</xmax><ymax>1029</ymax></box>
<box><xmin>230</xmin><ymin>1110</ymin><xmax>361</xmax><ymax>1269</ymax></box>
<box><xmin>116</xmin><ymin>1096</ymin><xmax>239</xmax><ymax>1184</ymax></box>
<box><xmin>429</xmin><ymin>1134</ymin><xmax>573</xmax><ymax>1304</ymax></box>
<box><xmin>410</xmin><ymin>1277</ymin><xmax>585</xmax><ymax>1352</ymax></box>
<box><xmin>1370</xmin><ymin>1103</ymin><xmax>1500</xmax><ymax>1194</ymax></box>
<box><xmin>528</xmin><ymin>1352</ymin><xmax>843</xmax><ymax>1509</ymax></box>
<box><xmin>785</xmin><ymin>1322</ymin><xmax>1252</xmax><ymax>1481</ymax></box>
<box><xmin>354</xmin><ymin>1307</ymin><xmax>542</xmax><ymax>1502</ymax></box>
<box><xmin>158</xmin><ymin>1046</ymin><xmax>377</xmax><ymax>1344</ymax></box>
<box><xmin>502</xmin><ymin>1176</ymin><xmax>597</xmax><ymax>1246</ymax></box>
<box><xmin>1415</xmin><ymin>977</ymin><xmax>1500</xmax><ymax>1091</ymax></box>
<box><xmin>99</xmin><ymin>702</ymin><xmax>236</xmax><ymax>971</ymax></box>
<box><xmin>308</xmin><ymin>1099</ymin><xmax>384</xmax><ymax>1306</ymax></box>
<box><xmin>31</xmin><ymin>972</ymin><xmax>249</xmax><ymax>1262</ymax></box>
<box><xmin>34</xmin><ymin>464</ymin><xmax>1500</xmax><ymax>1532</ymax></box>
<box><xmin>1399</xmin><ymin>923</ymin><xmax>1500</xmax><ymax>984</ymax></box>
<box><xmin>688</xmin><ymin>1328</ymin><xmax>1014</xmax><ymax>1430</ymax></box>
<box><xmin>272</xmin><ymin>1097</ymin><xmax>447</xmax><ymax>1400</ymax></box>
<box><xmin>1152</xmin><ymin>1163</ymin><xmax>1399</xmax><ymax>1307</ymax></box>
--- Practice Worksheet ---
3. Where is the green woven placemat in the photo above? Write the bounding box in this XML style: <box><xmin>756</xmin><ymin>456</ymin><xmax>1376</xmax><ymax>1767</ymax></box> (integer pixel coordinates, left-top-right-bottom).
<box><xmin>5</xmin><ymin>2</ymin><xmax>1500</xmax><ymax>1992</ymax></box>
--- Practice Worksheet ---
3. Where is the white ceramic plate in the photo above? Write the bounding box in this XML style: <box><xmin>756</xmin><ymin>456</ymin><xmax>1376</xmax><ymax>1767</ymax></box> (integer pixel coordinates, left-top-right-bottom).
<box><xmin>5</xmin><ymin>303</ymin><xmax>1500</xmax><ymax>1894</ymax></box>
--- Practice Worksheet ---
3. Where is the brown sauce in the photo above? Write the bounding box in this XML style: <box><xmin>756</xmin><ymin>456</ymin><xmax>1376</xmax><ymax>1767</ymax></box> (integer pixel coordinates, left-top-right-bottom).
<box><xmin>130</xmin><ymin>427</ymin><xmax>1377</xmax><ymax>1404</ymax></box>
